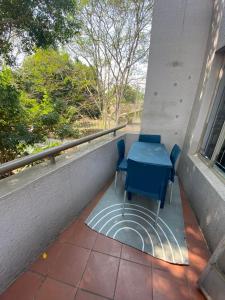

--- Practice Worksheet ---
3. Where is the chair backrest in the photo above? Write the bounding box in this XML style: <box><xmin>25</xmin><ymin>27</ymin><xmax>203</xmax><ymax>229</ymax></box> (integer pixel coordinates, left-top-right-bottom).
<box><xmin>170</xmin><ymin>144</ymin><xmax>181</xmax><ymax>181</ymax></box>
<box><xmin>138</xmin><ymin>134</ymin><xmax>161</xmax><ymax>143</ymax></box>
<box><xmin>117</xmin><ymin>139</ymin><xmax>125</xmax><ymax>165</ymax></box>
<box><xmin>170</xmin><ymin>144</ymin><xmax>181</xmax><ymax>167</ymax></box>
<box><xmin>125</xmin><ymin>159</ymin><xmax>169</xmax><ymax>201</ymax></box>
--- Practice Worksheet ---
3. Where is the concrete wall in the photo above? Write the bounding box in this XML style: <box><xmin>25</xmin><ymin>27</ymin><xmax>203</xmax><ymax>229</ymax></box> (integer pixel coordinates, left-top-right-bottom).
<box><xmin>141</xmin><ymin>0</ymin><xmax>212</xmax><ymax>151</ymax></box>
<box><xmin>178</xmin><ymin>0</ymin><xmax>225</xmax><ymax>253</ymax></box>
<box><xmin>140</xmin><ymin>0</ymin><xmax>225</xmax><ymax>252</ymax></box>
<box><xmin>0</xmin><ymin>134</ymin><xmax>125</xmax><ymax>292</ymax></box>
<box><xmin>217</xmin><ymin>0</ymin><xmax>225</xmax><ymax>51</ymax></box>
<box><xmin>124</xmin><ymin>133</ymin><xmax>139</xmax><ymax>156</ymax></box>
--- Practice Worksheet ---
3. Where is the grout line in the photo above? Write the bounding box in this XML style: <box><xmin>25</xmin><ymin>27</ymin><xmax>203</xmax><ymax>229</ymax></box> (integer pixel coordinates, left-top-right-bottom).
<box><xmin>29</xmin><ymin>256</ymin><xmax>89</xmax><ymax>290</ymax></box>
<box><xmin>112</xmin><ymin>257</ymin><xmax>121</xmax><ymax>299</ymax></box>
<box><xmin>90</xmin><ymin>247</ymin><xmax>121</xmax><ymax>259</ymax></box>
<box><xmin>31</xmin><ymin>271</ymin><xmax>47</xmax><ymax>300</ymax></box>
<box><xmin>119</xmin><ymin>257</ymin><xmax>151</xmax><ymax>269</ymax></box>
<box><xmin>58</xmin><ymin>239</ymin><xmax>95</xmax><ymax>251</ymax></box>
<box><xmin>151</xmin><ymin>261</ymin><xmax>154</xmax><ymax>300</ymax></box>
<box><xmin>60</xmin><ymin>229</ymin><xmax>123</xmax><ymax>259</ymax></box>
<box><xmin>73</xmin><ymin>287</ymin><xmax>78</xmax><ymax>300</ymax></box>
<box><xmin>39</xmin><ymin>274</ymin><xmax>78</xmax><ymax>289</ymax></box>
<box><xmin>77</xmin><ymin>246</ymin><xmax>93</xmax><ymax>289</ymax></box>
<box><xmin>78</xmin><ymin>288</ymin><xmax>113</xmax><ymax>300</ymax></box>
<box><xmin>29</xmin><ymin>269</ymin><xmax>48</xmax><ymax>278</ymax></box>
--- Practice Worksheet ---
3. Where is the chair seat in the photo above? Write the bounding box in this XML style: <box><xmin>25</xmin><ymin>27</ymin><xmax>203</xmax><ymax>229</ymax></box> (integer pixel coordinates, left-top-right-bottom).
<box><xmin>117</xmin><ymin>158</ymin><xmax>127</xmax><ymax>171</ymax></box>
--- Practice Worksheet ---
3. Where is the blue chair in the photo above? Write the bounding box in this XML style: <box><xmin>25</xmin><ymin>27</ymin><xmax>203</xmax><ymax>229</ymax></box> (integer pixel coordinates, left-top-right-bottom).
<box><xmin>169</xmin><ymin>144</ymin><xmax>181</xmax><ymax>203</ymax></box>
<box><xmin>139</xmin><ymin>134</ymin><xmax>161</xmax><ymax>143</ymax></box>
<box><xmin>115</xmin><ymin>139</ymin><xmax>127</xmax><ymax>190</ymax></box>
<box><xmin>122</xmin><ymin>159</ymin><xmax>170</xmax><ymax>225</ymax></box>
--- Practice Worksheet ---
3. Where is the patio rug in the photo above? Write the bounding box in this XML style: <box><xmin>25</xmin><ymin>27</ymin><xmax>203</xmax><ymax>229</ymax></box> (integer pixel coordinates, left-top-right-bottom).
<box><xmin>85</xmin><ymin>177</ymin><xmax>189</xmax><ymax>265</ymax></box>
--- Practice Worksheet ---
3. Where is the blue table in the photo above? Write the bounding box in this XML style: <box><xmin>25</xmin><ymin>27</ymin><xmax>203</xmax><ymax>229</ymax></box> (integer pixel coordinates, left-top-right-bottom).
<box><xmin>127</xmin><ymin>141</ymin><xmax>172</xmax><ymax>208</ymax></box>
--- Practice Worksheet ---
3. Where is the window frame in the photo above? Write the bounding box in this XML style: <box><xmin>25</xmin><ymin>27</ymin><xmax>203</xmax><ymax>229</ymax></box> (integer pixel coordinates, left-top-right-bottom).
<box><xmin>198</xmin><ymin>64</ymin><xmax>225</xmax><ymax>181</ymax></box>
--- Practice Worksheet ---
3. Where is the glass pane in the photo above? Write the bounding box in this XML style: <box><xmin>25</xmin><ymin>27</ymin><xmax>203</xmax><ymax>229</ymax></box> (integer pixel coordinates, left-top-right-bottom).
<box><xmin>200</xmin><ymin>82</ymin><xmax>225</xmax><ymax>159</ymax></box>
<box><xmin>215</xmin><ymin>140</ymin><xmax>225</xmax><ymax>174</ymax></box>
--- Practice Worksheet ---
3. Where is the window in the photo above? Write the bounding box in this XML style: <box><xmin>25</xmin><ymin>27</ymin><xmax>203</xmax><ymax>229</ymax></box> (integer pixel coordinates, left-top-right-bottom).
<box><xmin>200</xmin><ymin>67</ymin><xmax>225</xmax><ymax>176</ymax></box>
<box><xmin>215</xmin><ymin>140</ymin><xmax>225</xmax><ymax>173</ymax></box>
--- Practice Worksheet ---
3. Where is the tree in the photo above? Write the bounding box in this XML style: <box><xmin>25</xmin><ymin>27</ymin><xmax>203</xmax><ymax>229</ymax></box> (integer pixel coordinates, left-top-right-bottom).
<box><xmin>0</xmin><ymin>0</ymin><xmax>80</xmax><ymax>65</ymax></box>
<box><xmin>113</xmin><ymin>84</ymin><xmax>144</xmax><ymax>104</ymax></box>
<box><xmin>18</xmin><ymin>48</ymin><xmax>99</xmax><ymax>138</ymax></box>
<box><xmin>0</xmin><ymin>68</ymin><xmax>41</xmax><ymax>163</ymax></box>
<box><xmin>69</xmin><ymin>0</ymin><xmax>152</xmax><ymax>126</ymax></box>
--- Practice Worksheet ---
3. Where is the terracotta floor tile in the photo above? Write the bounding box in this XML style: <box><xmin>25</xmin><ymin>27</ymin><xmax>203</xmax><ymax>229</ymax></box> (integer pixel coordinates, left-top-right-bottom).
<box><xmin>65</xmin><ymin>220</ymin><xmax>97</xmax><ymax>249</ymax></box>
<box><xmin>93</xmin><ymin>234</ymin><xmax>122</xmax><ymax>257</ymax></box>
<box><xmin>187</xmin><ymin>243</ymin><xmax>209</xmax><ymax>282</ymax></box>
<box><xmin>186</xmin><ymin>267</ymin><xmax>199</xmax><ymax>286</ymax></box>
<box><xmin>1</xmin><ymin>271</ymin><xmax>44</xmax><ymax>300</ymax></box>
<box><xmin>152</xmin><ymin>268</ymin><xmax>189</xmax><ymax>300</ymax></box>
<box><xmin>188</xmin><ymin>284</ymin><xmax>206</xmax><ymax>300</ymax></box>
<box><xmin>114</xmin><ymin>259</ymin><xmax>152</xmax><ymax>300</ymax></box>
<box><xmin>30</xmin><ymin>242</ymin><xmax>64</xmax><ymax>276</ymax></box>
<box><xmin>186</xmin><ymin>260</ymin><xmax>208</xmax><ymax>289</ymax></box>
<box><xmin>58</xmin><ymin>220</ymin><xmax>78</xmax><ymax>243</ymax></box>
<box><xmin>35</xmin><ymin>278</ymin><xmax>77</xmax><ymax>300</ymax></box>
<box><xmin>80</xmin><ymin>251</ymin><xmax>119</xmax><ymax>299</ymax></box>
<box><xmin>121</xmin><ymin>244</ymin><xmax>152</xmax><ymax>267</ymax></box>
<box><xmin>152</xmin><ymin>258</ymin><xmax>188</xmax><ymax>281</ymax></box>
<box><xmin>48</xmin><ymin>243</ymin><xmax>90</xmax><ymax>286</ymax></box>
<box><xmin>75</xmin><ymin>289</ymin><xmax>107</xmax><ymax>300</ymax></box>
<box><xmin>78</xmin><ymin>202</ymin><xmax>98</xmax><ymax>221</ymax></box>
<box><xmin>183</xmin><ymin>206</ymin><xmax>198</xmax><ymax>226</ymax></box>
<box><xmin>185</xmin><ymin>223</ymin><xmax>205</xmax><ymax>244</ymax></box>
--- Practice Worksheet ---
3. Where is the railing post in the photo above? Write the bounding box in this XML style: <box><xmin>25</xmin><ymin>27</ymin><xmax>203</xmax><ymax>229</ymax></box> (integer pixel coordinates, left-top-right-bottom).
<box><xmin>49</xmin><ymin>155</ymin><xmax>56</xmax><ymax>164</ymax></box>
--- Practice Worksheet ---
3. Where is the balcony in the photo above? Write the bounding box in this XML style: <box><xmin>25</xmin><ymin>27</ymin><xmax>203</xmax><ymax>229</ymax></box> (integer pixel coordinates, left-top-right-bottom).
<box><xmin>0</xmin><ymin>131</ymin><xmax>210</xmax><ymax>300</ymax></box>
<box><xmin>1</xmin><ymin>0</ymin><xmax>225</xmax><ymax>299</ymax></box>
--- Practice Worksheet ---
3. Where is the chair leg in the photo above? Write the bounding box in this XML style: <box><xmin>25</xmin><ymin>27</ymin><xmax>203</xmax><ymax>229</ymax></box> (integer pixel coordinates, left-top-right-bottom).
<box><xmin>122</xmin><ymin>191</ymin><xmax>127</xmax><ymax>216</ymax></box>
<box><xmin>114</xmin><ymin>171</ymin><xmax>118</xmax><ymax>190</ymax></box>
<box><xmin>155</xmin><ymin>200</ymin><xmax>161</xmax><ymax>226</ymax></box>
<box><xmin>169</xmin><ymin>181</ymin><xmax>173</xmax><ymax>204</ymax></box>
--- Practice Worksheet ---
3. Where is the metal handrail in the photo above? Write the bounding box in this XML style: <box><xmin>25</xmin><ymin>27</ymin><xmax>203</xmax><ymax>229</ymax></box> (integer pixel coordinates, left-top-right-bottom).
<box><xmin>0</xmin><ymin>123</ymin><xmax>126</xmax><ymax>174</ymax></box>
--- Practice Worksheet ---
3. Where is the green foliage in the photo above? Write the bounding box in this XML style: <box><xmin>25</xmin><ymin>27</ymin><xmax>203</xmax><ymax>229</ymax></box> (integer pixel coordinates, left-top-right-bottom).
<box><xmin>0</xmin><ymin>68</ymin><xmax>42</xmax><ymax>163</ymax></box>
<box><xmin>20</xmin><ymin>49</ymin><xmax>99</xmax><ymax>123</ymax></box>
<box><xmin>123</xmin><ymin>85</ymin><xmax>144</xmax><ymax>103</ymax></box>
<box><xmin>56</xmin><ymin>123</ymin><xmax>80</xmax><ymax>140</ymax></box>
<box><xmin>109</xmin><ymin>84</ymin><xmax>144</xmax><ymax>104</ymax></box>
<box><xmin>0</xmin><ymin>0</ymin><xmax>80</xmax><ymax>64</ymax></box>
<box><xmin>0</xmin><ymin>49</ymin><xmax>99</xmax><ymax>163</ymax></box>
<box><xmin>25</xmin><ymin>141</ymin><xmax>62</xmax><ymax>155</ymax></box>
<box><xmin>18</xmin><ymin>48</ymin><xmax>99</xmax><ymax>139</ymax></box>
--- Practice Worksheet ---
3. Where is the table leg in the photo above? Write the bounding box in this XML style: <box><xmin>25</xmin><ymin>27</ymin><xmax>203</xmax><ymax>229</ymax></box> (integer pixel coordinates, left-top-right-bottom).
<box><xmin>160</xmin><ymin>182</ymin><xmax>168</xmax><ymax>208</ymax></box>
<box><xmin>128</xmin><ymin>192</ymin><xmax>132</xmax><ymax>201</ymax></box>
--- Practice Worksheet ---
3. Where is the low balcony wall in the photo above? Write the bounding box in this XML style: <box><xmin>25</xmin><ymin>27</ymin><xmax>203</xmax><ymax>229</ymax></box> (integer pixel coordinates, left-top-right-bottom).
<box><xmin>0</xmin><ymin>133</ymin><xmax>126</xmax><ymax>293</ymax></box>
<box><xmin>178</xmin><ymin>153</ymin><xmax>225</xmax><ymax>253</ymax></box>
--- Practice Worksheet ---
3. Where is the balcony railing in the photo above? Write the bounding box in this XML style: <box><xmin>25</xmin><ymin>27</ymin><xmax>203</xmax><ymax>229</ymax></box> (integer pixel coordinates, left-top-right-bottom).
<box><xmin>0</xmin><ymin>123</ymin><xmax>126</xmax><ymax>175</ymax></box>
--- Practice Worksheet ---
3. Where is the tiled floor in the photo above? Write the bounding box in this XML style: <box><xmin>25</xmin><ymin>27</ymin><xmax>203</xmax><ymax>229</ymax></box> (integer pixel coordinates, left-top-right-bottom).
<box><xmin>1</xmin><ymin>182</ymin><xmax>210</xmax><ymax>300</ymax></box>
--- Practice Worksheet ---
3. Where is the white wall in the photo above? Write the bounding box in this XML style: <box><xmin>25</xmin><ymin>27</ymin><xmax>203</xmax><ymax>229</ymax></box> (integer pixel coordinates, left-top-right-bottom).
<box><xmin>141</xmin><ymin>0</ymin><xmax>212</xmax><ymax>150</ymax></box>
<box><xmin>0</xmin><ymin>134</ymin><xmax>125</xmax><ymax>293</ymax></box>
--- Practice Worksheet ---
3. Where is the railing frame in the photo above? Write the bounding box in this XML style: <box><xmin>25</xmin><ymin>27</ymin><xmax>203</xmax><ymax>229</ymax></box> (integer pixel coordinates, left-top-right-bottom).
<box><xmin>0</xmin><ymin>124</ymin><xmax>126</xmax><ymax>175</ymax></box>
